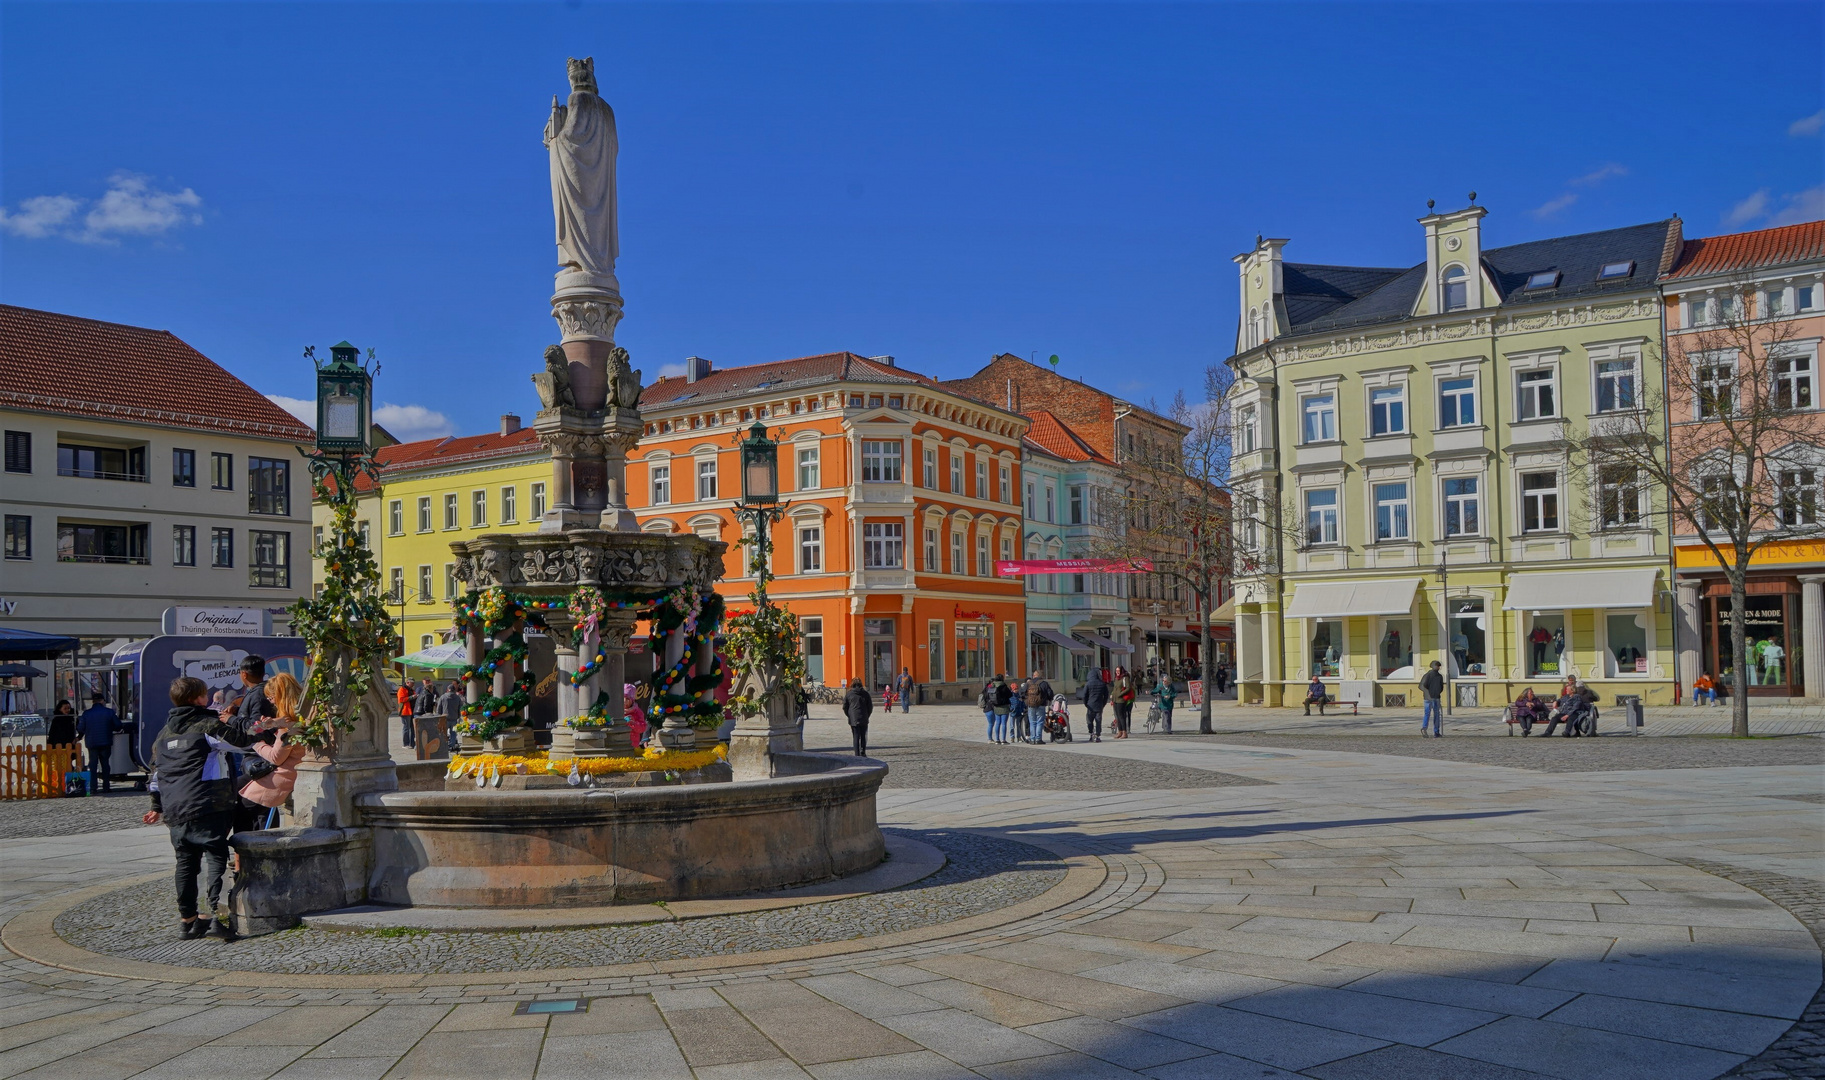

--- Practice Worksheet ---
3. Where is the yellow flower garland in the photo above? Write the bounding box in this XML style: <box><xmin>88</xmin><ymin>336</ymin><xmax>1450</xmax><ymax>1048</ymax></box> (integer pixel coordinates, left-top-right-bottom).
<box><xmin>448</xmin><ymin>743</ymin><xmax>727</xmax><ymax>779</ymax></box>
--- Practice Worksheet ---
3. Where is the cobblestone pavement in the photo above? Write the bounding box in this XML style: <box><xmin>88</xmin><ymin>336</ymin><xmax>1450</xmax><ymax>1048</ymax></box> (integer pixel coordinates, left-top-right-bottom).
<box><xmin>826</xmin><ymin>736</ymin><xmax>1270</xmax><ymax>790</ymax></box>
<box><xmin>1</xmin><ymin>721</ymin><xmax>1820</xmax><ymax>1079</ymax></box>
<box><xmin>1166</xmin><ymin>731</ymin><xmax>1825</xmax><ymax>773</ymax></box>
<box><xmin>56</xmin><ymin>830</ymin><xmax>1066</xmax><ymax>975</ymax></box>
<box><xmin>0</xmin><ymin>789</ymin><xmax>150</xmax><ymax>840</ymax></box>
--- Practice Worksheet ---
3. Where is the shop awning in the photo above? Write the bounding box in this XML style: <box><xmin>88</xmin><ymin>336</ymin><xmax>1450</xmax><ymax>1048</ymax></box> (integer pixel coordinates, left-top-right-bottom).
<box><xmin>1074</xmin><ymin>633</ymin><xmax>1136</xmax><ymax>655</ymax></box>
<box><xmin>1149</xmin><ymin>630</ymin><xmax>1199</xmax><ymax>643</ymax></box>
<box><xmin>0</xmin><ymin>627</ymin><xmax>79</xmax><ymax>661</ymax></box>
<box><xmin>1211</xmin><ymin>596</ymin><xmax>1236</xmax><ymax>624</ymax></box>
<box><xmin>1504</xmin><ymin>568</ymin><xmax>1658</xmax><ymax>611</ymax></box>
<box><xmin>1284</xmin><ymin>578</ymin><xmax>1422</xmax><ymax>620</ymax></box>
<box><xmin>1030</xmin><ymin>628</ymin><xmax>1095</xmax><ymax>655</ymax></box>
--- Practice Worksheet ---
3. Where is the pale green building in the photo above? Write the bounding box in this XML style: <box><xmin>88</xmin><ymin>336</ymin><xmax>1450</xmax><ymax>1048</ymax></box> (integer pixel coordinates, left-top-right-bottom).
<box><xmin>1228</xmin><ymin>205</ymin><xmax>1683</xmax><ymax>709</ymax></box>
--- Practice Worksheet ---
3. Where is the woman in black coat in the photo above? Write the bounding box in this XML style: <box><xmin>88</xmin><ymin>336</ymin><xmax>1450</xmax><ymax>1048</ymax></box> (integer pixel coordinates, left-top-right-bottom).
<box><xmin>841</xmin><ymin>678</ymin><xmax>874</xmax><ymax>757</ymax></box>
<box><xmin>1081</xmin><ymin>668</ymin><xmax>1110</xmax><ymax>742</ymax></box>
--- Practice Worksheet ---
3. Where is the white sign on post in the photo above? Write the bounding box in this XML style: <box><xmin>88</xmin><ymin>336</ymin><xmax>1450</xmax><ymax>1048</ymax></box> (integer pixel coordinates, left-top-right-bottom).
<box><xmin>170</xmin><ymin>645</ymin><xmax>253</xmax><ymax>694</ymax></box>
<box><xmin>165</xmin><ymin>607</ymin><xmax>268</xmax><ymax>636</ymax></box>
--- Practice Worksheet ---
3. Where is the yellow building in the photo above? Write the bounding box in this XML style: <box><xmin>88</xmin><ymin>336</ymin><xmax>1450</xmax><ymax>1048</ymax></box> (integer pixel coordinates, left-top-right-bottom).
<box><xmin>311</xmin><ymin>417</ymin><xmax>545</xmax><ymax>652</ymax></box>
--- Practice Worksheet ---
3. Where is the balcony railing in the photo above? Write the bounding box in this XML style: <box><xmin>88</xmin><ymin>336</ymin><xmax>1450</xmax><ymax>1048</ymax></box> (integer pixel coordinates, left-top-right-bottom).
<box><xmin>57</xmin><ymin>467</ymin><xmax>148</xmax><ymax>483</ymax></box>
<box><xmin>59</xmin><ymin>554</ymin><xmax>150</xmax><ymax>565</ymax></box>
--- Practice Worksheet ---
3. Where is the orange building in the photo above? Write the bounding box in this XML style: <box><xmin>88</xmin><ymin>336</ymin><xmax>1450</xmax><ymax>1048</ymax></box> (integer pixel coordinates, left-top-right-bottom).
<box><xmin>627</xmin><ymin>353</ymin><xmax>1029</xmax><ymax>700</ymax></box>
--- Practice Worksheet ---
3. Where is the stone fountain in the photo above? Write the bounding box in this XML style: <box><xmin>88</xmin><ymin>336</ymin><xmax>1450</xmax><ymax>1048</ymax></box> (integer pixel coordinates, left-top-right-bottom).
<box><xmin>230</xmin><ymin>58</ymin><xmax>884</xmax><ymax>932</ymax></box>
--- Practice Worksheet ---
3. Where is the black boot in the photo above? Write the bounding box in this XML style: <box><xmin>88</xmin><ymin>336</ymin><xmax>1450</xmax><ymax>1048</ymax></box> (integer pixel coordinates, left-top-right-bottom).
<box><xmin>188</xmin><ymin>918</ymin><xmax>211</xmax><ymax>939</ymax></box>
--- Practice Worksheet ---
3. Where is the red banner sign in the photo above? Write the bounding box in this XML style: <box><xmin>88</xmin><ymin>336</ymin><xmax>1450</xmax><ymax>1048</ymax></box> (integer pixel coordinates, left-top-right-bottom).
<box><xmin>995</xmin><ymin>558</ymin><xmax>1154</xmax><ymax>577</ymax></box>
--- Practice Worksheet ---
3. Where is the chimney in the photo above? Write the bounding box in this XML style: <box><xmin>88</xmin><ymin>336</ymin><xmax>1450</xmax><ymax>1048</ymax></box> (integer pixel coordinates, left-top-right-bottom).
<box><xmin>868</xmin><ymin>355</ymin><xmax>896</xmax><ymax>368</ymax></box>
<box><xmin>684</xmin><ymin>356</ymin><xmax>712</xmax><ymax>383</ymax></box>
<box><xmin>500</xmin><ymin>414</ymin><xmax>521</xmax><ymax>436</ymax></box>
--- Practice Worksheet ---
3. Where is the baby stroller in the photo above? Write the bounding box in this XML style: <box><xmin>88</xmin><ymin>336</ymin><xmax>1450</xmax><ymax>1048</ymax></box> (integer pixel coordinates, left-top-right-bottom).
<box><xmin>1042</xmin><ymin>696</ymin><xmax>1073</xmax><ymax>743</ymax></box>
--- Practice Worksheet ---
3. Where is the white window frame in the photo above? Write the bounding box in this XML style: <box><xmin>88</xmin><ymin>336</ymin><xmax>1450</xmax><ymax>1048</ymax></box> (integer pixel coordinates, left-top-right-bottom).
<box><xmin>388</xmin><ymin>499</ymin><xmax>403</xmax><ymax>536</ymax></box>
<box><xmin>443</xmin><ymin>493</ymin><xmax>459</xmax><ymax>530</ymax></box>
<box><xmin>950</xmin><ymin>452</ymin><xmax>963</xmax><ymax>494</ymax></box>
<box><xmin>531</xmin><ymin>482</ymin><xmax>546</xmax><ymax>520</ymax></box>
<box><xmin>1304</xmin><ymin>488</ymin><xmax>1339</xmax><ymax>547</ymax></box>
<box><xmin>1687</xmin><ymin>296</ymin><xmax>1714</xmax><ymax>327</ymax></box>
<box><xmin>950</xmin><ymin>530</ymin><xmax>965</xmax><ymax>575</ymax></box>
<box><xmin>696</xmin><ymin>458</ymin><xmax>718</xmax><ymax>501</ymax></box>
<box><xmin>1238</xmin><ymin>405</ymin><xmax>1259</xmax><ymax>452</ymax></box>
<box><xmin>1593</xmin><ymin>356</ymin><xmax>1639</xmax><ymax>414</ymax></box>
<box><xmin>1024</xmin><ymin>480</ymin><xmax>1036</xmax><ymax>517</ymax></box>
<box><xmin>651</xmin><ymin>463</ymin><xmax>671</xmax><ymax>504</ymax></box>
<box><xmin>501</xmin><ymin>486</ymin><xmax>517</xmax><ymax>523</ymax></box>
<box><xmin>796</xmin><ymin>445</ymin><xmax>820</xmax><ymax>490</ymax></box>
<box><xmin>1779</xmin><ymin>468</ymin><xmax>1819</xmax><ymax>527</ymax></box>
<box><xmin>975</xmin><ymin>459</ymin><xmax>988</xmax><ymax>499</ymax></box>
<box><xmin>1443</xmin><ymin>476</ymin><xmax>1481</xmax><ymax>538</ymax></box>
<box><xmin>1519</xmin><ymin>471</ymin><xmax>1560</xmax><ymax>534</ymax></box>
<box><xmin>1300</xmin><ymin>393</ymin><xmax>1337</xmax><ymax>444</ymax></box>
<box><xmin>1368</xmin><ymin>386</ymin><xmax>1405</xmax><ymax>437</ymax></box>
<box><xmin>923</xmin><ymin>447</ymin><xmax>937</xmax><ymax>489</ymax></box>
<box><xmin>1439</xmin><ymin>377</ymin><xmax>1477</xmax><ymax>428</ymax></box>
<box><xmin>999</xmin><ymin>464</ymin><xmax>1011</xmax><ymax>504</ymax></box>
<box><xmin>798</xmin><ymin>525</ymin><xmax>823</xmax><ymax>571</ymax></box>
<box><xmin>1515</xmin><ymin>368</ymin><xmax>1557</xmax><ymax>421</ymax></box>
<box><xmin>976</xmin><ymin>534</ymin><xmax>990</xmax><ymax>576</ymax></box>
<box><xmin>1372</xmin><ymin>481</ymin><xmax>1410</xmax><ymax>542</ymax></box>
<box><xmin>1598</xmin><ymin>465</ymin><xmax>1644</xmax><ymax>530</ymax></box>
<box><xmin>470</xmin><ymin>490</ymin><xmax>488</xmax><ymax>528</ymax></box>
<box><xmin>1775</xmin><ymin>347</ymin><xmax>1817</xmax><ymax>411</ymax></box>
<box><xmin>418</xmin><ymin>564</ymin><xmax>433</xmax><ymax>602</ymax></box>
<box><xmin>861</xmin><ymin>440</ymin><xmax>902</xmax><ymax>484</ymax></box>
<box><xmin>1442</xmin><ymin>264</ymin><xmax>1469</xmax><ymax>312</ymax></box>
<box><xmin>416</xmin><ymin>496</ymin><xmax>432</xmax><ymax>533</ymax></box>
<box><xmin>1044</xmin><ymin>485</ymin><xmax>1055</xmax><ymax>523</ymax></box>
<box><xmin>1696</xmin><ymin>356</ymin><xmax>1737</xmax><ymax>419</ymax></box>
<box><xmin>1068</xmin><ymin>485</ymin><xmax>1085</xmax><ymax>525</ymax></box>
<box><xmin>923</xmin><ymin>527</ymin><xmax>937</xmax><ymax>571</ymax></box>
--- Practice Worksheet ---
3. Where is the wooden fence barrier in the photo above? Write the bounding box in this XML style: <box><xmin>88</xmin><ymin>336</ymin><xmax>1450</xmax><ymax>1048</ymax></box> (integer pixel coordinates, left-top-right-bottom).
<box><xmin>0</xmin><ymin>745</ymin><xmax>81</xmax><ymax>800</ymax></box>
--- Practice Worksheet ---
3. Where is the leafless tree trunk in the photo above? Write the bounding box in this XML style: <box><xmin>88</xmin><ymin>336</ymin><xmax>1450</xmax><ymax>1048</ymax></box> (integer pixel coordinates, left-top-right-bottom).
<box><xmin>1572</xmin><ymin>275</ymin><xmax>1819</xmax><ymax>736</ymax></box>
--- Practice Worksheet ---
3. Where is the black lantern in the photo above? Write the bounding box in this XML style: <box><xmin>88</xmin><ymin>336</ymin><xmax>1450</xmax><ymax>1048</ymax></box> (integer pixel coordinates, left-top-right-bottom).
<box><xmin>739</xmin><ymin>420</ymin><xmax>779</xmax><ymax>506</ymax></box>
<box><xmin>314</xmin><ymin>342</ymin><xmax>373</xmax><ymax>454</ymax></box>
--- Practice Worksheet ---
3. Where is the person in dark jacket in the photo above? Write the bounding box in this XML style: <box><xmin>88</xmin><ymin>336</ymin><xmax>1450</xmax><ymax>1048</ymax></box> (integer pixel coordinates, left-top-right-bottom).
<box><xmin>437</xmin><ymin>683</ymin><xmax>465</xmax><ymax>744</ymax></box>
<box><xmin>47</xmin><ymin>700</ymin><xmax>76</xmax><ymax>749</ymax></box>
<box><xmin>1023</xmin><ymin>671</ymin><xmax>1054</xmax><ymax>743</ymax></box>
<box><xmin>1419</xmin><ymin>660</ymin><xmax>1446</xmax><ymax>737</ymax></box>
<box><xmin>143</xmin><ymin>676</ymin><xmax>257</xmax><ymax>941</ymax></box>
<box><xmin>221</xmin><ymin>655</ymin><xmax>277</xmax><ymax>733</ymax></box>
<box><xmin>76</xmin><ymin>694</ymin><xmax>122</xmax><ymax>791</ymax></box>
<box><xmin>990</xmin><ymin>675</ymin><xmax>1014</xmax><ymax>744</ymax></box>
<box><xmin>841</xmin><ymin>678</ymin><xmax>873</xmax><ymax>757</ymax></box>
<box><xmin>1082</xmin><ymin>668</ymin><xmax>1110</xmax><ymax>742</ymax></box>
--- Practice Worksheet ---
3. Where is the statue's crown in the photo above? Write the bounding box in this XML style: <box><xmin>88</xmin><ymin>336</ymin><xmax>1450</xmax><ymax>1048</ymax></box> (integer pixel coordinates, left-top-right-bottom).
<box><xmin>566</xmin><ymin>56</ymin><xmax>597</xmax><ymax>94</ymax></box>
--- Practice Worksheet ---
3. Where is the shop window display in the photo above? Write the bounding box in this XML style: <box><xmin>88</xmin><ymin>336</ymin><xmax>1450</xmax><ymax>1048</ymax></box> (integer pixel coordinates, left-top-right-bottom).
<box><xmin>1709</xmin><ymin>595</ymin><xmax>1800</xmax><ymax>693</ymax></box>
<box><xmin>1310</xmin><ymin>620</ymin><xmax>1343</xmax><ymax>677</ymax></box>
<box><xmin>1378</xmin><ymin>618</ymin><xmax>1414</xmax><ymax>678</ymax></box>
<box><xmin>1527</xmin><ymin>613</ymin><xmax>1567</xmax><ymax>677</ymax></box>
<box><xmin>1449</xmin><ymin>598</ymin><xmax>1487</xmax><ymax>677</ymax></box>
<box><xmin>1606</xmin><ymin>612</ymin><xmax>1649</xmax><ymax>678</ymax></box>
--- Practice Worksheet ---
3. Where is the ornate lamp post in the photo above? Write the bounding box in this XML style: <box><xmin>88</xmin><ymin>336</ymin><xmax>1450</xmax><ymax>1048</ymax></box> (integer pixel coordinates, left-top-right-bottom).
<box><xmin>307</xmin><ymin>342</ymin><xmax>380</xmax><ymax>502</ymax></box>
<box><xmin>736</xmin><ymin>421</ymin><xmax>786</xmax><ymax>606</ymax></box>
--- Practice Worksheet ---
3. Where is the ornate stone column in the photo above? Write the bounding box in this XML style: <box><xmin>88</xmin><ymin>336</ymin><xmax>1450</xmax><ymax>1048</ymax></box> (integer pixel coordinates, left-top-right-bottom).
<box><xmin>600</xmin><ymin>406</ymin><xmax>643</xmax><ymax>533</ymax></box>
<box><xmin>596</xmin><ymin>614</ymin><xmax>639</xmax><ymax>755</ymax></box>
<box><xmin>1675</xmin><ymin>578</ymin><xmax>1702</xmax><ymax>700</ymax></box>
<box><xmin>1799</xmin><ymin>576</ymin><xmax>1825</xmax><ymax>699</ymax></box>
<box><xmin>655</xmin><ymin>612</ymin><xmax>698</xmax><ymax>751</ymax></box>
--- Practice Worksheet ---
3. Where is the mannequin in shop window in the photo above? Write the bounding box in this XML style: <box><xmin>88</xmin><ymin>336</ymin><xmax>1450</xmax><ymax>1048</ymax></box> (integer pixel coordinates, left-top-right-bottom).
<box><xmin>1529</xmin><ymin>625</ymin><xmax>1551</xmax><ymax>673</ymax></box>
<box><xmin>1554</xmin><ymin>627</ymin><xmax>1566</xmax><ymax>667</ymax></box>
<box><xmin>1750</xmin><ymin>638</ymin><xmax>1768</xmax><ymax>685</ymax></box>
<box><xmin>1615</xmin><ymin>642</ymin><xmax>1643</xmax><ymax>673</ymax></box>
<box><xmin>1764</xmin><ymin>639</ymin><xmax>1785</xmax><ymax>684</ymax></box>
<box><xmin>1451</xmin><ymin>631</ymin><xmax>1470</xmax><ymax>675</ymax></box>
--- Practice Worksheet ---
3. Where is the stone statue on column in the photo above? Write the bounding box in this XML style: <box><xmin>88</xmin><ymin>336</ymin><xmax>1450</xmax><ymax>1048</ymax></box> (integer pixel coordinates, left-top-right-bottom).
<box><xmin>535</xmin><ymin>56</ymin><xmax>639</xmax><ymax>533</ymax></box>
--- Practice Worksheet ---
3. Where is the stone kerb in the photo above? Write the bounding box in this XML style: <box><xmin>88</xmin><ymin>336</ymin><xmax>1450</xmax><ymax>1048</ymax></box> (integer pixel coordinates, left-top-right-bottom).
<box><xmin>359</xmin><ymin>754</ymin><xmax>886</xmax><ymax>907</ymax></box>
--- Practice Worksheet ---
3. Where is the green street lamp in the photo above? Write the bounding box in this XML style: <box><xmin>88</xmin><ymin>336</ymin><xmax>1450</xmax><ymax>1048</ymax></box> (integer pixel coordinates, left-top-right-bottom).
<box><xmin>314</xmin><ymin>342</ymin><xmax>374</xmax><ymax>454</ymax></box>
<box><xmin>735</xmin><ymin>421</ymin><xmax>786</xmax><ymax>607</ymax></box>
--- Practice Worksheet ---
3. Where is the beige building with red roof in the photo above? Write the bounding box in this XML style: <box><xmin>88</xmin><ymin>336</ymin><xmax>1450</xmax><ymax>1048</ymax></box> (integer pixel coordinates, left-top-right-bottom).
<box><xmin>1664</xmin><ymin>219</ymin><xmax>1825</xmax><ymax>698</ymax></box>
<box><xmin>1</xmin><ymin>304</ymin><xmax>315</xmax><ymax>696</ymax></box>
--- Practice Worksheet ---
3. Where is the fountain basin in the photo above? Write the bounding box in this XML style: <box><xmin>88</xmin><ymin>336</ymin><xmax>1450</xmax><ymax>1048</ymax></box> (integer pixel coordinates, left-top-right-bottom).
<box><xmin>358</xmin><ymin>752</ymin><xmax>885</xmax><ymax>908</ymax></box>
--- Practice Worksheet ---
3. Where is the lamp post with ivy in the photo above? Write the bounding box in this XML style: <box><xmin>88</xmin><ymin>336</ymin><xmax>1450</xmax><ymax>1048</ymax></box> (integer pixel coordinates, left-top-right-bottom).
<box><xmin>725</xmin><ymin>421</ymin><xmax>808</xmax><ymax>778</ymax></box>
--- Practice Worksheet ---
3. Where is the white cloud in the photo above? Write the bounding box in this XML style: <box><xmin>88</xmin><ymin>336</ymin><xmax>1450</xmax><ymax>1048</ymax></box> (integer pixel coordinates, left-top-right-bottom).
<box><xmin>1723</xmin><ymin>189</ymin><xmax>1770</xmax><ymax>228</ymax></box>
<box><xmin>265</xmin><ymin>394</ymin><xmax>316</xmax><ymax>429</ymax></box>
<box><xmin>374</xmin><ymin>403</ymin><xmax>456</xmax><ymax>441</ymax></box>
<box><xmin>655</xmin><ymin>362</ymin><xmax>688</xmax><ymax>379</ymax></box>
<box><xmin>1531</xmin><ymin>192</ymin><xmax>1579</xmax><ymax>219</ymax></box>
<box><xmin>0</xmin><ymin>172</ymin><xmax>202</xmax><ymax>244</ymax></box>
<box><xmin>1721</xmin><ymin>186</ymin><xmax>1824</xmax><ymax>229</ymax></box>
<box><xmin>1571</xmin><ymin>163</ymin><xmax>1628</xmax><ymax>187</ymax></box>
<box><xmin>0</xmin><ymin>194</ymin><xmax>82</xmax><ymax>239</ymax></box>
<box><xmin>1768</xmin><ymin>185</ymin><xmax>1825</xmax><ymax>227</ymax></box>
<box><xmin>1790</xmin><ymin>110</ymin><xmax>1824</xmax><ymax>137</ymax></box>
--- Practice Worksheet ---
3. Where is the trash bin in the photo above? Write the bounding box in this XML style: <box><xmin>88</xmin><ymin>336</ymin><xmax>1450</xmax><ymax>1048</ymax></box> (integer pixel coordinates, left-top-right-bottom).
<box><xmin>1615</xmin><ymin>694</ymin><xmax>1644</xmax><ymax>734</ymax></box>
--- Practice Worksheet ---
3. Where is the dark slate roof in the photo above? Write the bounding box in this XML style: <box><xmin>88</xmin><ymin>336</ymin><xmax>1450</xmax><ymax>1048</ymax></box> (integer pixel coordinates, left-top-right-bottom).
<box><xmin>1285</xmin><ymin>219</ymin><xmax>1678</xmax><ymax>337</ymax></box>
<box><xmin>1281</xmin><ymin>264</ymin><xmax>1406</xmax><ymax>329</ymax></box>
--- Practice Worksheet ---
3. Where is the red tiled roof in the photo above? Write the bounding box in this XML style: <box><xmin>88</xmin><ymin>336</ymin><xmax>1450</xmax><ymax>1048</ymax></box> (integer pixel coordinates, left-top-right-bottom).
<box><xmin>644</xmin><ymin>351</ymin><xmax>927</xmax><ymax>406</ymax></box>
<box><xmin>1021</xmin><ymin>409</ymin><xmax>1113</xmax><ymax>465</ymax></box>
<box><xmin>343</xmin><ymin>426</ymin><xmax>545</xmax><ymax>493</ymax></box>
<box><xmin>1665</xmin><ymin>219</ymin><xmax>1825</xmax><ymax>281</ymax></box>
<box><xmin>0</xmin><ymin>304</ymin><xmax>314</xmax><ymax>441</ymax></box>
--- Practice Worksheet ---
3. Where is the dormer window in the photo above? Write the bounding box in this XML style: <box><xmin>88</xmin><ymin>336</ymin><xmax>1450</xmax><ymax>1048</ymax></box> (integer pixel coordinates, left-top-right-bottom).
<box><xmin>1525</xmin><ymin>271</ymin><xmax>1560</xmax><ymax>291</ymax></box>
<box><xmin>1598</xmin><ymin>260</ymin><xmax>1635</xmax><ymax>281</ymax></box>
<box><xmin>1442</xmin><ymin>265</ymin><xmax>1469</xmax><ymax>312</ymax></box>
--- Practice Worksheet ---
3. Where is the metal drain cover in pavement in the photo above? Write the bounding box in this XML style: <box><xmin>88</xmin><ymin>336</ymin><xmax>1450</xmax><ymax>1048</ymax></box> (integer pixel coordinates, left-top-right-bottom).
<box><xmin>515</xmin><ymin>999</ymin><xmax>583</xmax><ymax>1014</ymax></box>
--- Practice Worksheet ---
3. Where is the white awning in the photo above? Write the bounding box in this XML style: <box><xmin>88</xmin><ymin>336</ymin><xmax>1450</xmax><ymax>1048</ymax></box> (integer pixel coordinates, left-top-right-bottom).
<box><xmin>1030</xmin><ymin>628</ymin><xmax>1095</xmax><ymax>655</ymax></box>
<box><xmin>1211</xmin><ymin>596</ymin><xmax>1236</xmax><ymax>624</ymax></box>
<box><xmin>1285</xmin><ymin>577</ymin><xmax>1422</xmax><ymax>619</ymax></box>
<box><xmin>1075</xmin><ymin>633</ymin><xmax>1136</xmax><ymax>655</ymax></box>
<box><xmin>1504</xmin><ymin>568</ymin><xmax>1658</xmax><ymax>611</ymax></box>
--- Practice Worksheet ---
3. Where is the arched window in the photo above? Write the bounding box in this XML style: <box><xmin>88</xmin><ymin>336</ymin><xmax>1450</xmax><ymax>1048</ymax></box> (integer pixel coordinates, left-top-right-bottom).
<box><xmin>1442</xmin><ymin>265</ymin><xmax>1469</xmax><ymax>312</ymax></box>
<box><xmin>1247</xmin><ymin>307</ymin><xmax>1260</xmax><ymax>348</ymax></box>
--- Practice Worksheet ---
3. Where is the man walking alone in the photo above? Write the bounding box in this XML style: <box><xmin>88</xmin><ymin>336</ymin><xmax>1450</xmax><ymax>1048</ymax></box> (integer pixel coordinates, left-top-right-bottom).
<box><xmin>895</xmin><ymin>668</ymin><xmax>913</xmax><ymax>714</ymax></box>
<box><xmin>76</xmin><ymin>693</ymin><xmax>121</xmax><ymax>792</ymax></box>
<box><xmin>1419</xmin><ymin>660</ymin><xmax>1445</xmax><ymax>738</ymax></box>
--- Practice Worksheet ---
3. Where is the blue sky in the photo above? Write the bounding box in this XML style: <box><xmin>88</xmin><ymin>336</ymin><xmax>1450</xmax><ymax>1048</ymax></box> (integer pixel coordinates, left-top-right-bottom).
<box><xmin>3</xmin><ymin>2</ymin><xmax>1821</xmax><ymax>440</ymax></box>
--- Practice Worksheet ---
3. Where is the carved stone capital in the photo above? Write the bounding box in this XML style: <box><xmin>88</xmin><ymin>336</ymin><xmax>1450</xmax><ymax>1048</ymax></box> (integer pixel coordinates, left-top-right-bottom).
<box><xmin>551</xmin><ymin>295</ymin><xmax>624</xmax><ymax>343</ymax></box>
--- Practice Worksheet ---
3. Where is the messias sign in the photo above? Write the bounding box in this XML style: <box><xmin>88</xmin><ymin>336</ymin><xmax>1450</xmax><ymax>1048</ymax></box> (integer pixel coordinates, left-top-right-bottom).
<box><xmin>163</xmin><ymin>607</ymin><xmax>270</xmax><ymax>637</ymax></box>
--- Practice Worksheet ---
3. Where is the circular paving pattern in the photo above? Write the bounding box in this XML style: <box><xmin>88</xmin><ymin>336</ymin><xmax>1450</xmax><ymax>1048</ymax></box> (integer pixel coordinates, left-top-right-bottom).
<box><xmin>55</xmin><ymin>828</ymin><xmax>1067</xmax><ymax>975</ymax></box>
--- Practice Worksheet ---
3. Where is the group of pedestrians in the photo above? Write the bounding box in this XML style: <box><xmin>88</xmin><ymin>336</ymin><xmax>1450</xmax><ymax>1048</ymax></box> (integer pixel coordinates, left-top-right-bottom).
<box><xmin>141</xmin><ymin>654</ymin><xmax>305</xmax><ymax>943</ymax></box>
<box><xmin>397</xmin><ymin>678</ymin><xmax>463</xmax><ymax>749</ymax></box>
<box><xmin>1506</xmin><ymin>676</ymin><xmax>1600</xmax><ymax>737</ymax></box>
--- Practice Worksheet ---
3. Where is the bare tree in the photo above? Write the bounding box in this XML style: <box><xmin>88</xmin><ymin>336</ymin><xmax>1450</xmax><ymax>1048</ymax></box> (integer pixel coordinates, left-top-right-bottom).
<box><xmin>1099</xmin><ymin>368</ymin><xmax>1237</xmax><ymax>733</ymax></box>
<box><xmin>1572</xmin><ymin>275</ymin><xmax>1820</xmax><ymax>735</ymax></box>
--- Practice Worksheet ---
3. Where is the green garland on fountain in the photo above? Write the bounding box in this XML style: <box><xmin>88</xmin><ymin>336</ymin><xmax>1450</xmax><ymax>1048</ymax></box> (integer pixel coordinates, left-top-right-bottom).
<box><xmin>724</xmin><ymin>528</ymin><xmax>807</xmax><ymax>722</ymax></box>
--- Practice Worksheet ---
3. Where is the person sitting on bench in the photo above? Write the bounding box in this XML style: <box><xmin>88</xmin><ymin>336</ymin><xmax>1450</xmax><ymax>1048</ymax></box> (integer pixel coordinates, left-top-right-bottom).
<box><xmin>1510</xmin><ymin>687</ymin><xmax>1550</xmax><ymax>735</ymax></box>
<box><xmin>1303</xmin><ymin>675</ymin><xmax>1329</xmax><ymax>716</ymax></box>
<box><xmin>1543</xmin><ymin>677</ymin><xmax>1598</xmax><ymax>737</ymax></box>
